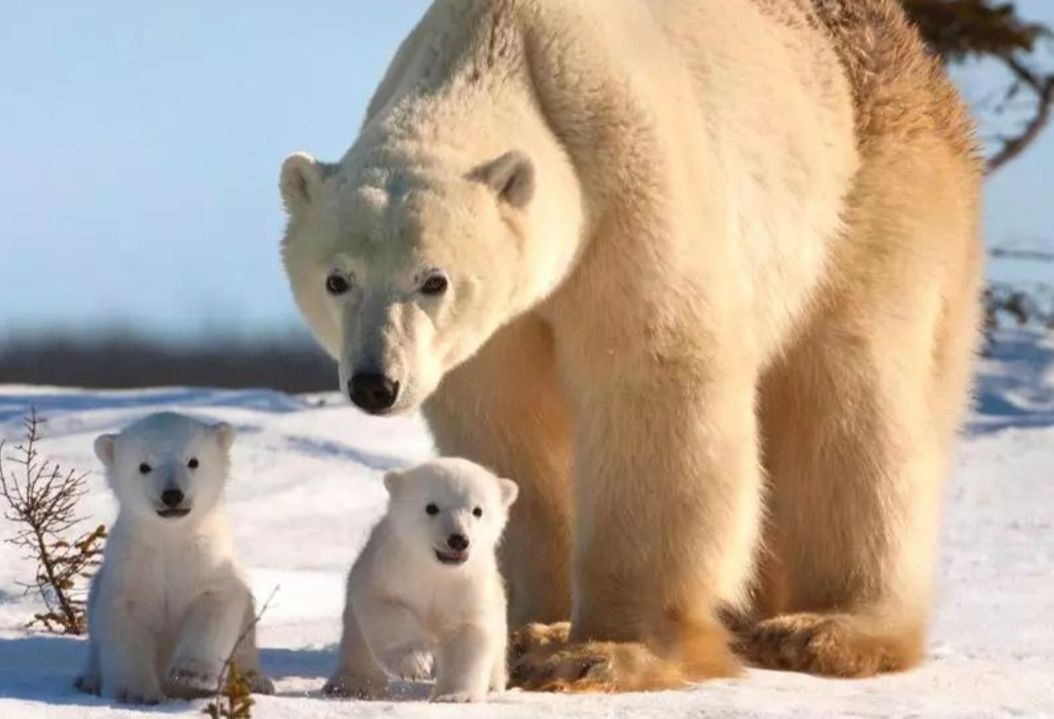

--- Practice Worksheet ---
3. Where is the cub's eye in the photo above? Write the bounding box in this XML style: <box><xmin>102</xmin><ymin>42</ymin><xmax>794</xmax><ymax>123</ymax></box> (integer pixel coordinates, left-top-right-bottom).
<box><xmin>325</xmin><ymin>274</ymin><xmax>351</xmax><ymax>296</ymax></box>
<box><xmin>139</xmin><ymin>463</ymin><xmax>152</xmax><ymax>474</ymax></box>
<box><xmin>420</xmin><ymin>274</ymin><xmax>448</xmax><ymax>296</ymax></box>
<box><xmin>473</xmin><ymin>507</ymin><xmax>483</xmax><ymax>518</ymax></box>
<box><xmin>187</xmin><ymin>458</ymin><xmax>199</xmax><ymax>469</ymax></box>
<box><xmin>425</xmin><ymin>503</ymin><xmax>440</xmax><ymax>516</ymax></box>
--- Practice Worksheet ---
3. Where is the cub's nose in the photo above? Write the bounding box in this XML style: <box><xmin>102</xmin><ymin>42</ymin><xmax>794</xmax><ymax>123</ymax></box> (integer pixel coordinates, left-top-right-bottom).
<box><xmin>161</xmin><ymin>488</ymin><xmax>184</xmax><ymax>508</ymax></box>
<box><xmin>447</xmin><ymin>534</ymin><xmax>469</xmax><ymax>552</ymax></box>
<box><xmin>348</xmin><ymin>373</ymin><xmax>400</xmax><ymax>413</ymax></box>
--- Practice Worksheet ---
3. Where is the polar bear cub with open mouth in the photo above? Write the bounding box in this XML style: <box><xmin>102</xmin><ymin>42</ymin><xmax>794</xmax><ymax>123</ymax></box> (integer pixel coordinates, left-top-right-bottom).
<box><xmin>76</xmin><ymin>412</ymin><xmax>273</xmax><ymax>703</ymax></box>
<box><xmin>324</xmin><ymin>457</ymin><xmax>518</xmax><ymax>702</ymax></box>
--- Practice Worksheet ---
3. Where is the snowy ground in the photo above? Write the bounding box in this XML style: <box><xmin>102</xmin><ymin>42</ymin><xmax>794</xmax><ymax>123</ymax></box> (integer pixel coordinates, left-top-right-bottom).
<box><xmin>1</xmin><ymin>329</ymin><xmax>1053</xmax><ymax>718</ymax></box>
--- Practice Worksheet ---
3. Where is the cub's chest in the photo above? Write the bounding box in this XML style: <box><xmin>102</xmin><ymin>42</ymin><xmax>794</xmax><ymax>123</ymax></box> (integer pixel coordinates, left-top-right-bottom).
<box><xmin>107</xmin><ymin>543</ymin><xmax>219</xmax><ymax>623</ymax></box>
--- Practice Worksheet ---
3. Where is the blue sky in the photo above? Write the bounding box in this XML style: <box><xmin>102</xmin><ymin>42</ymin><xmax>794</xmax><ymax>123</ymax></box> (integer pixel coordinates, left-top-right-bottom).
<box><xmin>1</xmin><ymin>1</ymin><xmax>1051</xmax><ymax>341</ymax></box>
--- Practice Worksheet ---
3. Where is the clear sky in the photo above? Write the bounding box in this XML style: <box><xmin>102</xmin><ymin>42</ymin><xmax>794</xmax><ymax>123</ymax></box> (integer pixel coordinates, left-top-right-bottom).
<box><xmin>1</xmin><ymin>1</ymin><xmax>1051</xmax><ymax>341</ymax></box>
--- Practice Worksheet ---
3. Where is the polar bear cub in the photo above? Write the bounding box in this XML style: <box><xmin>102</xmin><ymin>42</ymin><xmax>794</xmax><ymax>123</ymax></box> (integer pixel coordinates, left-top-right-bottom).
<box><xmin>76</xmin><ymin>412</ymin><xmax>273</xmax><ymax>703</ymax></box>
<box><xmin>324</xmin><ymin>457</ymin><xmax>518</xmax><ymax>702</ymax></box>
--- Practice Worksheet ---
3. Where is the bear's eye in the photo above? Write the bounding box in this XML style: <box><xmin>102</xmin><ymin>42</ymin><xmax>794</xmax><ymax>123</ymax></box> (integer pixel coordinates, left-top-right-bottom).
<box><xmin>473</xmin><ymin>507</ymin><xmax>483</xmax><ymax>518</ymax></box>
<box><xmin>325</xmin><ymin>273</ymin><xmax>351</xmax><ymax>296</ymax></box>
<box><xmin>139</xmin><ymin>463</ymin><xmax>152</xmax><ymax>474</ymax></box>
<box><xmin>187</xmin><ymin>458</ymin><xmax>199</xmax><ymax>469</ymax></box>
<box><xmin>420</xmin><ymin>274</ymin><xmax>448</xmax><ymax>296</ymax></box>
<box><xmin>425</xmin><ymin>503</ymin><xmax>440</xmax><ymax>516</ymax></box>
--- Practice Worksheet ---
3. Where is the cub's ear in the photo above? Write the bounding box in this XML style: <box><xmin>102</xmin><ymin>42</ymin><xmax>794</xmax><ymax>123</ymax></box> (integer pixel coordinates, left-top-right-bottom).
<box><xmin>280</xmin><ymin>152</ymin><xmax>326</xmax><ymax>213</ymax></box>
<box><xmin>383</xmin><ymin>470</ymin><xmax>403</xmax><ymax>496</ymax></box>
<box><xmin>498</xmin><ymin>478</ymin><xmax>519</xmax><ymax>509</ymax></box>
<box><xmin>470</xmin><ymin>151</ymin><xmax>535</xmax><ymax>208</ymax></box>
<box><xmin>94</xmin><ymin>434</ymin><xmax>116</xmax><ymax>468</ymax></box>
<box><xmin>211</xmin><ymin>422</ymin><xmax>236</xmax><ymax>452</ymax></box>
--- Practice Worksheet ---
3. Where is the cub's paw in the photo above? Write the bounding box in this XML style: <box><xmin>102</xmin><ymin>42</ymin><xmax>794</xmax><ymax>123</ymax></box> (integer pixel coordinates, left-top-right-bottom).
<box><xmin>382</xmin><ymin>648</ymin><xmax>433</xmax><ymax>680</ymax></box>
<box><xmin>431</xmin><ymin>689</ymin><xmax>486</xmax><ymax>703</ymax></box>
<box><xmin>73</xmin><ymin>673</ymin><xmax>101</xmax><ymax>696</ymax></box>
<box><xmin>244</xmin><ymin>670</ymin><xmax>276</xmax><ymax>695</ymax></box>
<box><xmin>165</xmin><ymin>658</ymin><xmax>219</xmax><ymax>699</ymax></box>
<box><xmin>322</xmin><ymin>672</ymin><xmax>387</xmax><ymax>700</ymax></box>
<box><xmin>104</xmin><ymin>682</ymin><xmax>166</xmax><ymax>705</ymax></box>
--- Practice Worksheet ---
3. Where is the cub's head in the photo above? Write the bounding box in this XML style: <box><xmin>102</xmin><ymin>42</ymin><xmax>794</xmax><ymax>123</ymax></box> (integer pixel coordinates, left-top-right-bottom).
<box><xmin>279</xmin><ymin>142</ymin><xmax>581</xmax><ymax>415</ymax></box>
<box><xmin>94</xmin><ymin>413</ymin><xmax>235</xmax><ymax>524</ymax></box>
<box><xmin>383</xmin><ymin>457</ymin><xmax>518</xmax><ymax>569</ymax></box>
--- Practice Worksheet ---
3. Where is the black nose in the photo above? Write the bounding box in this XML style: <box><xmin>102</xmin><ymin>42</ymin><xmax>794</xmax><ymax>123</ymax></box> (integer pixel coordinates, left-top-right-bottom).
<box><xmin>447</xmin><ymin>534</ymin><xmax>469</xmax><ymax>552</ymax></box>
<box><xmin>348</xmin><ymin>373</ymin><xmax>400</xmax><ymax>413</ymax></box>
<box><xmin>161</xmin><ymin>489</ymin><xmax>184</xmax><ymax>508</ymax></box>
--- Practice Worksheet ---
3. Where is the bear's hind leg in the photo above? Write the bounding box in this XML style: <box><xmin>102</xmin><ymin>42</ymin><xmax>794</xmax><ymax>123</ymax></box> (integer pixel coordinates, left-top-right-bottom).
<box><xmin>748</xmin><ymin>281</ymin><xmax>974</xmax><ymax>676</ymax></box>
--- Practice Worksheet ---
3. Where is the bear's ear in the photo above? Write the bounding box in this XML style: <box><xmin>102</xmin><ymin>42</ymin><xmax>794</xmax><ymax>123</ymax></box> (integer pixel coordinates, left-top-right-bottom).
<box><xmin>471</xmin><ymin>151</ymin><xmax>535</xmax><ymax>208</ymax></box>
<box><xmin>498</xmin><ymin>478</ymin><xmax>519</xmax><ymax>509</ymax></box>
<box><xmin>94</xmin><ymin>434</ymin><xmax>116</xmax><ymax>468</ymax></box>
<box><xmin>280</xmin><ymin>152</ymin><xmax>325</xmax><ymax>213</ymax></box>
<box><xmin>211</xmin><ymin>422</ymin><xmax>236</xmax><ymax>452</ymax></box>
<box><xmin>383</xmin><ymin>470</ymin><xmax>403</xmax><ymax>496</ymax></box>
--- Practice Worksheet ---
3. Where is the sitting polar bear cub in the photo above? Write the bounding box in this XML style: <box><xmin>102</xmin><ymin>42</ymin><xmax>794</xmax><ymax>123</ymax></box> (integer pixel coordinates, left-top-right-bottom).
<box><xmin>324</xmin><ymin>458</ymin><xmax>518</xmax><ymax>702</ymax></box>
<box><xmin>76</xmin><ymin>412</ymin><xmax>273</xmax><ymax>703</ymax></box>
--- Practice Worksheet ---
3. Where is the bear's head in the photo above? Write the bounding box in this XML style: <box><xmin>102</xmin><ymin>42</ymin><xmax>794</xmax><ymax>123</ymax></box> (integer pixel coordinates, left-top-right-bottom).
<box><xmin>383</xmin><ymin>457</ymin><xmax>518</xmax><ymax>569</ymax></box>
<box><xmin>94</xmin><ymin>413</ymin><xmax>235</xmax><ymax>524</ymax></box>
<box><xmin>279</xmin><ymin>142</ymin><xmax>582</xmax><ymax>415</ymax></box>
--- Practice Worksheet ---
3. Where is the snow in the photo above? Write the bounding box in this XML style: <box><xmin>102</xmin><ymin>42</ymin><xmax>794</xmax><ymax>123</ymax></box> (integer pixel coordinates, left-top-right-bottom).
<box><xmin>2</xmin><ymin>329</ymin><xmax>1053</xmax><ymax>718</ymax></box>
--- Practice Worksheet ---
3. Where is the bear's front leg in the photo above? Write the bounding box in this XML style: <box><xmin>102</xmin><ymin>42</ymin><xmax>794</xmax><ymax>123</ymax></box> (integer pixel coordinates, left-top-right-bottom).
<box><xmin>432</xmin><ymin>624</ymin><xmax>495</xmax><ymax>702</ymax></box>
<box><xmin>425</xmin><ymin>314</ymin><xmax>575</xmax><ymax>627</ymax></box>
<box><xmin>165</xmin><ymin>586</ymin><xmax>250</xmax><ymax>699</ymax></box>
<box><xmin>511</xmin><ymin>353</ymin><xmax>762</xmax><ymax>692</ymax></box>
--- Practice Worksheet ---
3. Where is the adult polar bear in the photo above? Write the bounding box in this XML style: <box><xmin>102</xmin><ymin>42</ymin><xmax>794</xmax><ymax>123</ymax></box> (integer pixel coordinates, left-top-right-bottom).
<box><xmin>280</xmin><ymin>0</ymin><xmax>982</xmax><ymax>692</ymax></box>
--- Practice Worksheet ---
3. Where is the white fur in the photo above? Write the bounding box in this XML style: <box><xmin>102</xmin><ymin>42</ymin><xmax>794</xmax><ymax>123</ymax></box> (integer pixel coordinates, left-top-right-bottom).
<box><xmin>324</xmin><ymin>458</ymin><xmax>518</xmax><ymax>703</ymax></box>
<box><xmin>76</xmin><ymin>413</ymin><xmax>273</xmax><ymax>703</ymax></box>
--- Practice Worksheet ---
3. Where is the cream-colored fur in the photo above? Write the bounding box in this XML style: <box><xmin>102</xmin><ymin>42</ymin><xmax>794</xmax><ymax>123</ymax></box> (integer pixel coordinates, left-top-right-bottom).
<box><xmin>281</xmin><ymin>0</ymin><xmax>982</xmax><ymax>690</ymax></box>
<box><xmin>77</xmin><ymin>414</ymin><xmax>273</xmax><ymax>703</ymax></box>
<box><xmin>324</xmin><ymin>459</ymin><xmax>518</xmax><ymax>703</ymax></box>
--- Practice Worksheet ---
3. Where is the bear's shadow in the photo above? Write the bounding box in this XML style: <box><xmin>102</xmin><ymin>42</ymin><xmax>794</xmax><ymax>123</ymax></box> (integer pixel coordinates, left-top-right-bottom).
<box><xmin>0</xmin><ymin>635</ymin><xmax>411</xmax><ymax>710</ymax></box>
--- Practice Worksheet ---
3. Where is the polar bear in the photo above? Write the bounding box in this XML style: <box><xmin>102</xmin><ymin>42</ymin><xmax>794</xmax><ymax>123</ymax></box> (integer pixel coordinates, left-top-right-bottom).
<box><xmin>76</xmin><ymin>413</ymin><xmax>273</xmax><ymax>703</ymax></box>
<box><xmin>280</xmin><ymin>0</ymin><xmax>982</xmax><ymax>692</ymax></box>
<box><xmin>324</xmin><ymin>458</ymin><xmax>517</xmax><ymax>702</ymax></box>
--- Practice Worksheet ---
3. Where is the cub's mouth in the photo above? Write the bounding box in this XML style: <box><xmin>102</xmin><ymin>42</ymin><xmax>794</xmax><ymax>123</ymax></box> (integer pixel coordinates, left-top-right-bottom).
<box><xmin>156</xmin><ymin>508</ymin><xmax>191</xmax><ymax>519</ymax></box>
<box><xmin>435</xmin><ymin>549</ymin><xmax>468</xmax><ymax>566</ymax></box>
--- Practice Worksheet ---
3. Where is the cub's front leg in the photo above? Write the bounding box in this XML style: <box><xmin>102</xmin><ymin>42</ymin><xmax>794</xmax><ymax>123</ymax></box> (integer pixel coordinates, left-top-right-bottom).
<box><xmin>432</xmin><ymin>624</ymin><xmax>495</xmax><ymax>703</ymax></box>
<box><xmin>165</xmin><ymin>585</ymin><xmax>251</xmax><ymax>699</ymax></box>
<box><xmin>323</xmin><ymin>594</ymin><xmax>391</xmax><ymax>699</ymax></box>
<box><xmin>95</xmin><ymin>600</ymin><xmax>164</xmax><ymax>704</ymax></box>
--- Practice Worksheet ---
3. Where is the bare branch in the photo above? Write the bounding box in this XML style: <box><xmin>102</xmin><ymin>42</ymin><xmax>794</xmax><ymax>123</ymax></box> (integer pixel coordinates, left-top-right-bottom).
<box><xmin>986</xmin><ymin>54</ymin><xmax>1054</xmax><ymax>175</ymax></box>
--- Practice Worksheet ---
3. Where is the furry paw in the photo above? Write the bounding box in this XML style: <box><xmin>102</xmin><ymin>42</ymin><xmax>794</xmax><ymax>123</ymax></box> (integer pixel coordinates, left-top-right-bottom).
<box><xmin>104</xmin><ymin>681</ymin><xmax>166</xmax><ymax>705</ymax></box>
<box><xmin>509</xmin><ymin>621</ymin><xmax>571</xmax><ymax>664</ymax></box>
<box><xmin>733</xmin><ymin>612</ymin><xmax>922</xmax><ymax>677</ymax></box>
<box><xmin>510</xmin><ymin>640</ymin><xmax>619</xmax><ymax>693</ymax></box>
<box><xmin>509</xmin><ymin>622</ymin><xmax>738</xmax><ymax>693</ymax></box>
<box><xmin>244</xmin><ymin>670</ymin><xmax>276</xmax><ymax>695</ymax></box>
<box><xmin>431</xmin><ymin>689</ymin><xmax>486</xmax><ymax>703</ymax></box>
<box><xmin>164</xmin><ymin>658</ymin><xmax>220</xmax><ymax>699</ymax></box>
<box><xmin>73</xmin><ymin>673</ymin><xmax>101</xmax><ymax>696</ymax></box>
<box><xmin>382</xmin><ymin>648</ymin><xmax>433</xmax><ymax>680</ymax></box>
<box><xmin>322</xmin><ymin>672</ymin><xmax>387</xmax><ymax>700</ymax></box>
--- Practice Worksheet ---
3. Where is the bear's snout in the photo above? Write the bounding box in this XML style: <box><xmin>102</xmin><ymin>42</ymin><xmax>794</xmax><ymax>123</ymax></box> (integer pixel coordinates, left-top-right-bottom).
<box><xmin>447</xmin><ymin>534</ymin><xmax>469</xmax><ymax>551</ymax></box>
<box><xmin>161</xmin><ymin>488</ymin><xmax>184</xmax><ymax>508</ymax></box>
<box><xmin>348</xmin><ymin>373</ymin><xmax>400</xmax><ymax>414</ymax></box>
